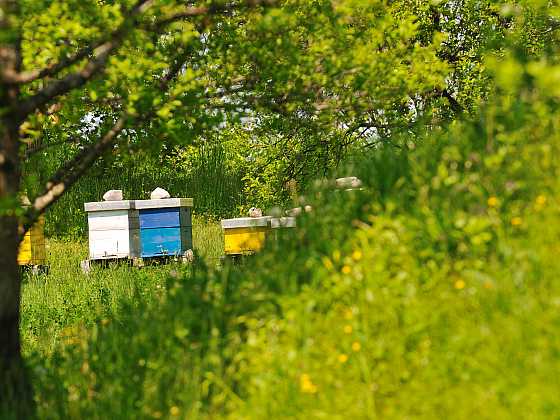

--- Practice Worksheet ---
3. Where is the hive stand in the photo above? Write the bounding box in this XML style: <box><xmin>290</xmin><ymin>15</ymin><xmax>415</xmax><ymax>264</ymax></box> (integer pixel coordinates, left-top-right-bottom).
<box><xmin>135</xmin><ymin>198</ymin><xmax>194</xmax><ymax>264</ymax></box>
<box><xmin>82</xmin><ymin>200</ymin><xmax>140</xmax><ymax>273</ymax></box>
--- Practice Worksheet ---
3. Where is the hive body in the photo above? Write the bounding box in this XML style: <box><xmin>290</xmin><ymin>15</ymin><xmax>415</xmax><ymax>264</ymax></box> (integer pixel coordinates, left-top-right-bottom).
<box><xmin>85</xmin><ymin>201</ymin><xmax>140</xmax><ymax>260</ymax></box>
<box><xmin>135</xmin><ymin>198</ymin><xmax>193</xmax><ymax>258</ymax></box>
<box><xmin>18</xmin><ymin>216</ymin><xmax>46</xmax><ymax>266</ymax></box>
<box><xmin>221</xmin><ymin>217</ymin><xmax>271</xmax><ymax>255</ymax></box>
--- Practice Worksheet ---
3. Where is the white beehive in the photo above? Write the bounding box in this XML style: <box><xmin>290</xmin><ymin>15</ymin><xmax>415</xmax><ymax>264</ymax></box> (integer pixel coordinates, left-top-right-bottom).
<box><xmin>84</xmin><ymin>200</ymin><xmax>140</xmax><ymax>260</ymax></box>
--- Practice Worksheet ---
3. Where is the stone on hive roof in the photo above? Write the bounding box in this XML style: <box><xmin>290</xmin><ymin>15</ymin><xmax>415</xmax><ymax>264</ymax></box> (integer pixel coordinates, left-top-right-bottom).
<box><xmin>103</xmin><ymin>190</ymin><xmax>123</xmax><ymax>201</ymax></box>
<box><xmin>150</xmin><ymin>187</ymin><xmax>171</xmax><ymax>200</ymax></box>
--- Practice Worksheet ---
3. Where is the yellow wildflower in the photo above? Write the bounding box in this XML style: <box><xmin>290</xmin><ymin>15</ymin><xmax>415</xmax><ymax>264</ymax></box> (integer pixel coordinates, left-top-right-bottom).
<box><xmin>454</xmin><ymin>279</ymin><xmax>466</xmax><ymax>290</ymax></box>
<box><xmin>536</xmin><ymin>195</ymin><xmax>547</xmax><ymax>206</ymax></box>
<box><xmin>344</xmin><ymin>309</ymin><xmax>353</xmax><ymax>320</ymax></box>
<box><xmin>487</xmin><ymin>196</ymin><xmax>499</xmax><ymax>208</ymax></box>
<box><xmin>323</xmin><ymin>257</ymin><xmax>334</xmax><ymax>270</ymax></box>
<box><xmin>300</xmin><ymin>374</ymin><xmax>318</xmax><ymax>394</ymax></box>
<box><xmin>338</xmin><ymin>354</ymin><xmax>348</xmax><ymax>363</ymax></box>
<box><xmin>170</xmin><ymin>406</ymin><xmax>180</xmax><ymax>416</ymax></box>
<box><xmin>352</xmin><ymin>250</ymin><xmax>363</xmax><ymax>261</ymax></box>
<box><xmin>344</xmin><ymin>325</ymin><xmax>353</xmax><ymax>334</ymax></box>
<box><xmin>342</xmin><ymin>265</ymin><xmax>351</xmax><ymax>274</ymax></box>
<box><xmin>511</xmin><ymin>217</ymin><xmax>523</xmax><ymax>227</ymax></box>
<box><xmin>352</xmin><ymin>342</ymin><xmax>361</xmax><ymax>352</ymax></box>
<box><xmin>535</xmin><ymin>195</ymin><xmax>547</xmax><ymax>211</ymax></box>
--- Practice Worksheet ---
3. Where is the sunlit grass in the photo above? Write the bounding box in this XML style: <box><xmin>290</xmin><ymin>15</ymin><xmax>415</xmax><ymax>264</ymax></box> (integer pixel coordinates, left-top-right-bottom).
<box><xmin>21</xmin><ymin>218</ymin><xmax>223</xmax><ymax>356</ymax></box>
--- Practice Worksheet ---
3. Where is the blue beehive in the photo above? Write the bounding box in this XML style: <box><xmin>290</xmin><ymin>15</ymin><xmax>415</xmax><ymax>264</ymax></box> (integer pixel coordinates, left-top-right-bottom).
<box><xmin>135</xmin><ymin>198</ymin><xmax>193</xmax><ymax>258</ymax></box>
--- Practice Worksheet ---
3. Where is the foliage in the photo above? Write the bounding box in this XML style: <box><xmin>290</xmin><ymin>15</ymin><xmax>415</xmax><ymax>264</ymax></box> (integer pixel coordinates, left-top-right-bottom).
<box><xmin>16</xmin><ymin>0</ymin><xmax>453</xmax><ymax>224</ymax></box>
<box><xmin>17</xmin><ymin>0</ymin><xmax>556</xmax><ymax>235</ymax></box>
<box><xmin>20</xmin><ymin>52</ymin><xmax>560</xmax><ymax>415</ymax></box>
<box><xmin>5</xmin><ymin>0</ymin><xmax>560</xmax><ymax>418</ymax></box>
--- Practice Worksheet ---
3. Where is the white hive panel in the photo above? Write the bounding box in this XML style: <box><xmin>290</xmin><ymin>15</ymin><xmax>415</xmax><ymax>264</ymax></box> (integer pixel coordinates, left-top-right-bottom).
<box><xmin>88</xmin><ymin>229</ymin><xmax>134</xmax><ymax>259</ymax></box>
<box><xmin>85</xmin><ymin>202</ymin><xmax>141</xmax><ymax>260</ymax></box>
<box><xmin>88</xmin><ymin>210</ymin><xmax>136</xmax><ymax>231</ymax></box>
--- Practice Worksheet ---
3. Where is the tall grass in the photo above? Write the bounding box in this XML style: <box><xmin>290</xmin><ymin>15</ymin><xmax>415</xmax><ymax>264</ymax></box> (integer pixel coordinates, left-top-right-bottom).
<box><xmin>21</xmin><ymin>217</ymin><xmax>224</xmax><ymax>357</ymax></box>
<box><xmin>24</xmin><ymin>142</ymin><xmax>245</xmax><ymax>238</ymax></box>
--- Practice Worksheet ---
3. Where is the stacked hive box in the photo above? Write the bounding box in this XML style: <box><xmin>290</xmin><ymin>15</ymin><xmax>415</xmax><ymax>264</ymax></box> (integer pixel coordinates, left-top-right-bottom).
<box><xmin>221</xmin><ymin>217</ymin><xmax>271</xmax><ymax>255</ymax></box>
<box><xmin>269</xmin><ymin>217</ymin><xmax>297</xmax><ymax>247</ymax></box>
<box><xmin>270</xmin><ymin>216</ymin><xmax>296</xmax><ymax>229</ymax></box>
<box><xmin>135</xmin><ymin>198</ymin><xmax>193</xmax><ymax>258</ymax></box>
<box><xmin>18</xmin><ymin>215</ymin><xmax>46</xmax><ymax>267</ymax></box>
<box><xmin>84</xmin><ymin>200</ymin><xmax>140</xmax><ymax>260</ymax></box>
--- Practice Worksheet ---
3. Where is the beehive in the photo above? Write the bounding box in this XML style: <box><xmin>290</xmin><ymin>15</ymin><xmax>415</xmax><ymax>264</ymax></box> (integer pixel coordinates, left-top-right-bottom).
<box><xmin>135</xmin><ymin>198</ymin><xmax>193</xmax><ymax>258</ymax></box>
<box><xmin>84</xmin><ymin>200</ymin><xmax>140</xmax><ymax>260</ymax></box>
<box><xmin>18</xmin><ymin>216</ymin><xmax>46</xmax><ymax>266</ymax></box>
<box><xmin>269</xmin><ymin>217</ymin><xmax>296</xmax><ymax>229</ymax></box>
<box><xmin>221</xmin><ymin>217</ymin><xmax>271</xmax><ymax>255</ymax></box>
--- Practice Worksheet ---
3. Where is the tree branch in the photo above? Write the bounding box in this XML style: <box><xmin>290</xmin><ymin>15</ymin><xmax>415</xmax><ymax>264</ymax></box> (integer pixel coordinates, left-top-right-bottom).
<box><xmin>1</xmin><ymin>40</ymin><xmax>106</xmax><ymax>85</ymax></box>
<box><xmin>16</xmin><ymin>43</ymin><xmax>121</xmax><ymax>117</ymax></box>
<box><xmin>20</xmin><ymin>115</ymin><xmax>127</xmax><ymax>235</ymax></box>
<box><xmin>19</xmin><ymin>47</ymin><xmax>191</xmax><ymax>236</ymax></box>
<box><xmin>152</xmin><ymin>0</ymin><xmax>277</xmax><ymax>29</ymax></box>
<box><xmin>3</xmin><ymin>0</ymin><xmax>155</xmax><ymax>86</ymax></box>
<box><xmin>5</xmin><ymin>0</ymin><xmax>277</xmax><ymax>87</ymax></box>
<box><xmin>543</xmin><ymin>16</ymin><xmax>560</xmax><ymax>35</ymax></box>
<box><xmin>440</xmin><ymin>88</ymin><xmax>463</xmax><ymax>114</ymax></box>
<box><xmin>14</xmin><ymin>0</ymin><xmax>278</xmax><ymax>119</ymax></box>
<box><xmin>14</xmin><ymin>0</ymin><xmax>154</xmax><ymax>117</ymax></box>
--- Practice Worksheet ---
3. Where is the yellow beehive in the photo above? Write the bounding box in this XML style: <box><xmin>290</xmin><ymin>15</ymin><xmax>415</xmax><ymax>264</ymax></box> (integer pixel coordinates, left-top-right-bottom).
<box><xmin>18</xmin><ymin>216</ymin><xmax>46</xmax><ymax>266</ymax></box>
<box><xmin>221</xmin><ymin>217</ymin><xmax>271</xmax><ymax>255</ymax></box>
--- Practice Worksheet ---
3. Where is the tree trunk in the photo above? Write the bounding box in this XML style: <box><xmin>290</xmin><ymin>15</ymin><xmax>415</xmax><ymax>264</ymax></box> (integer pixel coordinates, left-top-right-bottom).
<box><xmin>0</xmin><ymin>119</ymin><xmax>32</xmax><ymax>417</ymax></box>
<box><xmin>0</xmin><ymin>0</ymin><xmax>34</xmax><ymax>416</ymax></box>
<box><xmin>0</xmin><ymin>215</ymin><xmax>32</xmax><ymax>418</ymax></box>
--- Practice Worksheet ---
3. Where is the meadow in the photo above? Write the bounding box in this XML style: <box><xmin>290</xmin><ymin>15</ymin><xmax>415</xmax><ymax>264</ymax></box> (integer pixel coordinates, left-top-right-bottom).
<box><xmin>18</xmin><ymin>102</ymin><xmax>560</xmax><ymax>417</ymax></box>
<box><xmin>21</xmin><ymin>218</ymin><xmax>224</xmax><ymax>357</ymax></box>
<box><xmin>4</xmin><ymin>2</ymin><xmax>560</xmax><ymax>418</ymax></box>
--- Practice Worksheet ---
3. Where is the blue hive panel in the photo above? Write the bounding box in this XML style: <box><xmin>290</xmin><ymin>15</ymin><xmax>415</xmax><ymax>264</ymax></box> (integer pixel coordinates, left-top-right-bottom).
<box><xmin>141</xmin><ymin>227</ymin><xmax>182</xmax><ymax>257</ymax></box>
<box><xmin>139</xmin><ymin>208</ymin><xmax>180</xmax><ymax>229</ymax></box>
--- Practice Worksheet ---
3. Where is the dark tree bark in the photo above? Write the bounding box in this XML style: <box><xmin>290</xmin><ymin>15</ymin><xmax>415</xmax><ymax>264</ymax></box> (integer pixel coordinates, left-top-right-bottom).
<box><xmin>0</xmin><ymin>0</ymin><xmax>34</xmax><ymax>416</ymax></box>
